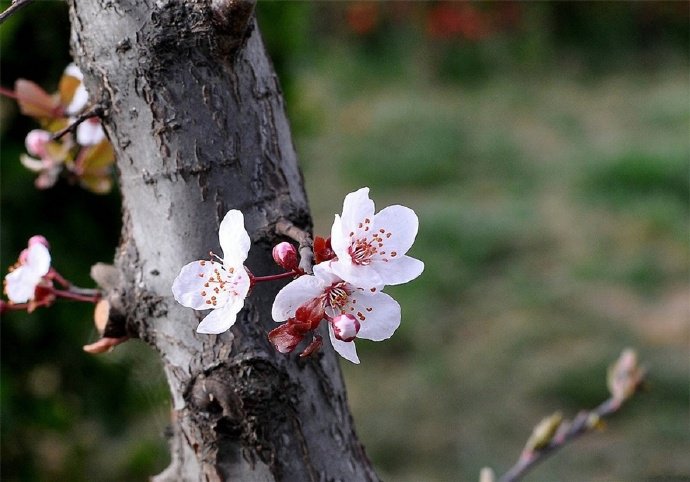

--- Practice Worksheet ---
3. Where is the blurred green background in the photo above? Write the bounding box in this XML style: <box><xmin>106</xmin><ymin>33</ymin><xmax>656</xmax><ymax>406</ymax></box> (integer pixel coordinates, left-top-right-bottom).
<box><xmin>1</xmin><ymin>2</ymin><xmax>688</xmax><ymax>481</ymax></box>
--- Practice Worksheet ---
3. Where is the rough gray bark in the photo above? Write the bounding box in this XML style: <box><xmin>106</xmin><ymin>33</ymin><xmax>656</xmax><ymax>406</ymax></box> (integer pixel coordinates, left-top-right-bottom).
<box><xmin>67</xmin><ymin>1</ymin><xmax>378</xmax><ymax>480</ymax></box>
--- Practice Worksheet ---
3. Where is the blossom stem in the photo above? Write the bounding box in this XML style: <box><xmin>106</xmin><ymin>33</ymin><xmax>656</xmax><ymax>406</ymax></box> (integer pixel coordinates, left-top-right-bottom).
<box><xmin>51</xmin><ymin>288</ymin><xmax>101</xmax><ymax>303</ymax></box>
<box><xmin>48</xmin><ymin>268</ymin><xmax>71</xmax><ymax>288</ymax></box>
<box><xmin>52</xmin><ymin>104</ymin><xmax>105</xmax><ymax>142</ymax></box>
<box><xmin>252</xmin><ymin>270</ymin><xmax>302</xmax><ymax>283</ymax></box>
<box><xmin>0</xmin><ymin>85</ymin><xmax>18</xmax><ymax>100</ymax></box>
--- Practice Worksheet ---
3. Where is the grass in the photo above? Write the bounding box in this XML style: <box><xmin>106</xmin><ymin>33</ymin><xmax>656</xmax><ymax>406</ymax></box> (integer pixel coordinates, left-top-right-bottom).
<box><xmin>295</xmin><ymin>58</ymin><xmax>690</xmax><ymax>480</ymax></box>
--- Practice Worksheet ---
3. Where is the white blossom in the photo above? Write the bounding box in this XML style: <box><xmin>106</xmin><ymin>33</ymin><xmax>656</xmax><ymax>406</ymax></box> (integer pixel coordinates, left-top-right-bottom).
<box><xmin>172</xmin><ymin>210</ymin><xmax>251</xmax><ymax>334</ymax></box>
<box><xmin>4</xmin><ymin>242</ymin><xmax>51</xmax><ymax>304</ymax></box>
<box><xmin>329</xmin><ymin>187</ymin><xmax>424</xmax><ymax>291</ymax></box>
<box><xmin>272</xmin><ymin>263</ymin><xmax>401</xmax><ymax>364</ymax></box>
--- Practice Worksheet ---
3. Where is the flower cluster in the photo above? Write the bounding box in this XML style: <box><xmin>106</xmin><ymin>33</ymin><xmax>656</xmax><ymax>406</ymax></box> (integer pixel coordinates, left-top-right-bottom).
<box><xmin>3</xmin><ymin>64</ymin><xmax>114</xmax><ymax>193</ymax></box>
<box><xmin>172</xmin><ymin>188</ymin><xmax>424</xmax><ymax>364</ymax></box>
<box><xmin>2</xmin><ymin>235</ymin><xmax>101</xmax><ymax>314</ymax></box>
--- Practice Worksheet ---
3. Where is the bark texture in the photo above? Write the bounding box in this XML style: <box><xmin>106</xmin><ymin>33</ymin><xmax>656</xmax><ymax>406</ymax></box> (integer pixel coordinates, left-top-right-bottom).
<box><xmin>67</xmin><ymin>1</ymin><xmax>378</xmax><ymax>480</ymax></box>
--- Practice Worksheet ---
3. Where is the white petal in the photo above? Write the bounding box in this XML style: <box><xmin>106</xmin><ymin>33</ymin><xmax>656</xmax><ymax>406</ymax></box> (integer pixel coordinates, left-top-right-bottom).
<box><xmin>172</xmin><ymin>260</ymin><xmax>247</xmax><ymax>310</ymax></box>
<box><xmin>341</xmin><ymin>187</ymin><xmax>375</xmax><ymax>231</ymax></box>
<box><xmin>4</xmin><ymin>267</ymin><xmax>40</xmax><ymax>303</ymax></box>
<box><xmin>64</xmin><ymin>63</ymin><xmax>84</xmax><ymax>80</ymax></box>
<box><xmin>196</xmin><ymin>301</ymin><xmax>242</xmax><ymax>334</ymax></box>
<box><xmin>329</xmin><ymin>259</ymin><xmax>383</xmax><ymax>292</ymax></box>
<box><xmin>26</xmin><ymin>243</ymin><xmax>51</xmax><ymax>277</ymax></box>
<box><xmin>66</xmin><ymin>84</ymin><xmax>89</xmax><ymax>115</ymax></box>
<box><xmin>271</xmin><ymin>274</ymin><xmax>325</xmax><ymax>321</ymax></box>
<box><xmin>313</xmin><ymin>262</ymin><xmax>342</xmax><ymax>285</ymax></box>
<box><xmin>20</xmin><ymin>154</ymin><xmax>45</xmax><ymax>172</ymax></box>
<box><xmin>328</xmin><ymin>324</ymin><xmax>360</xmax><ymax>364</ymax></box>
<box><xmin>344</xmin><ymin>291</ymin><xmax>401</xmax><ymax>341</ymax></box>
<box><xmin>329</xmin><ymin>214</ymin><xmax>348</xmax><ymax>259</ymax></box>
<box><xmin>76</xmin><ymin>119</ymin><xmax>105</xmax><ymax>146</ymax></box>
<box><xmin>373</xmin><ymin>255</ymin><xmax>424</xmax><ymax>286</ymax></box>
<box><xmin>372</xmin><ymin>205</ymin><xmax>419</xmax><ymax>259</ymax></box>
<box><xmin>219</xmin><ymin>210</ymin><xmax>251</xmax><ymax>266</ymax></box>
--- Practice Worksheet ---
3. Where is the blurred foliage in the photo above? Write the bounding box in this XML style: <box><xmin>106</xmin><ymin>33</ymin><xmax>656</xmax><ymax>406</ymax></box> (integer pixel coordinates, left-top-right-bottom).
<box><xmin>2</xmin><ymin>1</ymin><xmax>689</xmax><ymax>481</ymax></box>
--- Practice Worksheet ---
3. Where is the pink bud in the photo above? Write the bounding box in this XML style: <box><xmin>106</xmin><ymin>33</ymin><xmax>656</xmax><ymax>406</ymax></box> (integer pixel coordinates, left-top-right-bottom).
<box><xmin>28</xmin><ymin>235</ymin><xmax>50</xmax><ymax>249</ymax></box>
<box><xmin>331</xmin><ymin>314</ymin><xmax>360</xmax><ymax>342</ymax></box>
<box><xmin>18</xmin><ymin>248</ymin><xmax>30</xmax><ymax>264</ymax></box>
<box><xmin>272</xmin><ymin>242</ymin><xmax>299</xmax><ymax>271</ymax></box>
<box><xmin>25</xmin><ymin>129</ymin><xmax>51</xmax><ymax>158</ymax></box>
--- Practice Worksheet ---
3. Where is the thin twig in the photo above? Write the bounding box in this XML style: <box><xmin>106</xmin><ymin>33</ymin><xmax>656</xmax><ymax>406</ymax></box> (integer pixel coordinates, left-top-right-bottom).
<box><xmin>498</xmin><ymin>353</ymin><xmax>646</xmax><ymax>482</ymax></box>
<box><xmin>275</xmin><ymin>219</ymin><xmax>314</xmax><ymax>274</ymax></box>
<box><xmin>52</xmin><ymin>104</ymin><xmax>105</xmax><ymax>141</ymax></box>
<box><xmin>0</xmin><ymin>0</ymin><xmax>34</xmax><ymax>25</ymax></box>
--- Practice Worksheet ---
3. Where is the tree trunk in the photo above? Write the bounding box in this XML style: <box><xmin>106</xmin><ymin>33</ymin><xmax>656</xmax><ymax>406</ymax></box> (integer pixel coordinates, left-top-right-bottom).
<box><xmin>67</xmin><ymin>1</ymin><xmax>378</xmax><ymax>480</ymax></box>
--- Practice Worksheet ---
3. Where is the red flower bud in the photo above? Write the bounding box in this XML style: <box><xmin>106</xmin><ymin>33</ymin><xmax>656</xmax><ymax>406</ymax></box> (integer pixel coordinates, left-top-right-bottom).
<box><xmin>268</xmin><ymin>321</ymin><xmax>309</xmax><ymax>354</ymax></box>
<box><xmin>295</xmin><ymin>297</ymin><xmax>326</xmax><ymax>330</ymax></box>
<box><xmin>331</xmin><ymin>314</ymin><xmax>360</xmax><ymax>342</ymax></box>
<box><xmin>272</xmin><ymin>242</ymin><xmax>299</xmax><ymax>271</ymax></box>
<box><xmin>313</xmin><ymin>236</ymin><xmax>335</xmax><ymax>264</ymax></box>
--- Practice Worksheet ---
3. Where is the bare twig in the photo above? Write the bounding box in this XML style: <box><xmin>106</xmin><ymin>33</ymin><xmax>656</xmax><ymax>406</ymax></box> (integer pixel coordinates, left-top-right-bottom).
<box><xmin>52</xmin><ymin>104</ymin><xmax>105</xmax><ymax>141</ymax></box>
<box><xmin>497</xmin><ymin>349</ymin><xmax>646</xmax><ymax>482</ymax></box>
<box><xmin>275</xmin><ymin>219</ymin><xmax>314</xmax><ymax>274</ymax></box>
<box><xmin>0</xmin><ymin>0</ymin><xmax>34</xmax><ymax>25</ymax></box>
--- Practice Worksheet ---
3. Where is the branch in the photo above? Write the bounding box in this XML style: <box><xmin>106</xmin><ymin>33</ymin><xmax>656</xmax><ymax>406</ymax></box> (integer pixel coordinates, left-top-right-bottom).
<box><xmin>0</xmin><ymin>0</ymin><xmax>33</xmax><ymax>25</ymax></box>
<box><xmin>52</xmin><ymin>104</ymin><xmax>105</xmax><ymax>141</ymax></box>
<box><xmin>275</xmin><ymin>219</ymin><xmax>314</xmax><ymax>274</ymax></box>
<box><xmin>494</xmin><ymin>349</ymin><xmax>646</xmax><ymax>482</ymax></box>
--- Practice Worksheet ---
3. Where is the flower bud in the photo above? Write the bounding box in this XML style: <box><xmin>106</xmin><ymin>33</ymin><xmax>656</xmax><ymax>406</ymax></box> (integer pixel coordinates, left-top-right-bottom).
<box><xmin>28</xmin><ymin>235</ymin><xmax>50</xmax><ymax>249</ymax></box>
<box><xmin>331</xmin><ymin>314</ymin><xmax>361</xmax><ymax>342</ymax></box>
<box><xmin>25</xmin><ymin>130</ymin><xmax>51</xmax><ymax>158</ymax></box>
<box><xmin>272</xmin><ymin>242</ymin><xmax>299</xmax><ymax>271</ymax></box>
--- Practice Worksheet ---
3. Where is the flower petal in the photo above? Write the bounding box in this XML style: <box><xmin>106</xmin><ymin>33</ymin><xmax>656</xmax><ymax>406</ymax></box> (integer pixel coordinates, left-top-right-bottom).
<box><xmin>26</xmin><ymin>243</ymin><xmax>51</xmax><ymax>277</ymax></box>
<box><xmin>342</xmin><ymin>290</ymin><xmax>401</xmax><ymax>341</ymax></box>
<box><xmin>372</xmin><ymin>205</ymin><xmax>419</xmax><ymax>259</ymax></box>
<box><xmin>329</xmin><ymin>214</ymin><xmax>348</xmax><ymax>259</ymax></box>
<box><xmin>341</xmin><ymin>187</ymin><xmax>375</xmax><ymax>234</ymax></box>
<box><xmin>4</xmin><ymin>266</ymin><xmax>40</xmax><ymax>303</ymax></box>
<box><xmin>172</xmin><ymin>260</ymin><xmax>247</xmax><ymax>310</ymax></box>
<box><xmin>76</xmin><ymin>118</ymin><xmax>106</xmax><ymax>146</ymax></box>
<box><xmin>196</xmin><ymin>301</ymin><xmax>242</xmax><ymax>334</ymax></box>
<box><xmin>66</xmin><ymin>83</ymin><xmax>89</xmax><ymax>115</ymax></box>
<box><xmin>271</xmin><ymin>274</ymin><xmax>325</xmax><ymax>322</ymax></box>
<box><xmin>373</xmin><ymin>255</ymin><xmax>424</xmax><ymax>286</ymax></box>
<box><xmin>328</xmin><ymin>324</ymin><xmax>360</xmax><ymax>364</ymax></box>
<box><xmin>219</xmin><ymin>210</ymin><xmax>251</xmax><ymax>266</ymax></box>
<box><xmin>329</xmin><ymin>259</ymin><xmax>383</xmax><ymax>292</ymax></box>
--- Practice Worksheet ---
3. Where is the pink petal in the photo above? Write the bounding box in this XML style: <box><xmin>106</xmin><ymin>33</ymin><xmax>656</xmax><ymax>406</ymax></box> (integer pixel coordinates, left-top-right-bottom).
<box><xmin>271</xmin><ymin>275</ymin><xmax>325</xmax><ymax>322</ymax></box>
<box><xmin>328</xmin><ymin>324</ymin><xmax>360</xmax><ymax>364</ymax></box>
<box><xmin>373</xmin><ymin>255</ymin><xmax>424</xmax><ymax>286</ymax></box>
<box><xmin>218</xmin><ymin>210</ymin><xmax>251</xmax><ymax>266</ymax></box>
